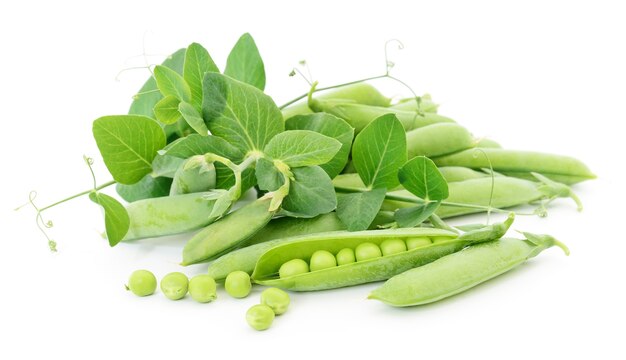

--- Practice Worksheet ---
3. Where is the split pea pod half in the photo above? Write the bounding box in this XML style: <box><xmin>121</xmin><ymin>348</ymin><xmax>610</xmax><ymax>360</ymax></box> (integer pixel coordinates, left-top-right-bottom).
<box><xmin>368</xmin><ymin>233</ymin><xmax>569</xmax><ymax>306</ymax></box>
<box><xmin>251</xmin><ymin>215</ymin><xmax>513</xmax><ymax>291</ymax></box>
<box><xmin>406</xmin><ymin>123</ymin><xmax>476</xmax><ymax>158</ymax></box>
<box><xmin>206</xmin><ymin>211</ymin><xmax>395</xmax><ymax>281</ymax></box>
<box><xmin>281</xmin><ymin>83</ymin><xmax>391</xmax><ymax>120</ymax></box>
<box><xmin>181</xmin><ymin>198</ymin><xmax>275</xmax><ymax>266</ymax></box>
<box><xmin>308</xmin><ymin>102</ymin><xmax>455</xmax><ymax>134</ymax></box>
<box><xmin>433</xmin><ymin>148</ymin><xmax>595</xmax><ymax>185</ymax></box>
<box><xmin>122</xmin><ymin>191</ymin><xmax>219</xmax><ymax>241</ymax></box>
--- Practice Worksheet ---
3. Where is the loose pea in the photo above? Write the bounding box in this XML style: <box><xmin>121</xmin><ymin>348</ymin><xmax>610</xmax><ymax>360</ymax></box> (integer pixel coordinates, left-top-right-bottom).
<box><xmin>225</xmin><ymin>271</ymin><xmax>252</xmax><ymax>298</ymax></box>
<box><xmin>336</xmin><ymin>248</ymin><xmax>356</xmax><ymax>265</ymax></box>
<box><xmin>246</xmin><ymin>304</ymin><xmax>275</xmax><ymax>331</ymax></box>
<box><xmin>380</xmin><ymin>239</ymin><xmax>407</xmax><ymax>256</ymax></box>
<box><xmin>160</xmin><ymin>272</ymin><xmax>189</xmax><ymax>300</ymax></box>
<box><xmin>188</xmin><ymin>274</ymin><xmax>217</xmax><ymax>303</ymax></box>
<box><xmin>309</xmin><ymin>250</ymin><xmax>337</xmax><ymax>271</ymax></box>
<box><xmin>279</xmin><ymin>259</ymin><xmax>309</xmax><ymax>278</ymax></box>
<box><xmin>406</xmin><ymin>237</ymin><xmax>432</xmax><ymax>250</ymax></box>
<box><xmin>355</xmin><ymin>242</ymin><xmax>382</xmax><ymax>261</ymax></box>
<box><xmin>260</xmin><ymin>288</ymin><xmax>290</xmax><ymax>315</ymax></box>
<box><xmin>126</xmin><ymin>269</ymin><xmax>157</xmax><ymax>297</ymax></box>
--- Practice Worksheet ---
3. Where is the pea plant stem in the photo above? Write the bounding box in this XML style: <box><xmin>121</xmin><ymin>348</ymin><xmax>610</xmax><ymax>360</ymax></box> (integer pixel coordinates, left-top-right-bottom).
<box><xmin>39</xmin><ymin>180</ymin><xmax>116</xmax><ymax>213</ymax></box>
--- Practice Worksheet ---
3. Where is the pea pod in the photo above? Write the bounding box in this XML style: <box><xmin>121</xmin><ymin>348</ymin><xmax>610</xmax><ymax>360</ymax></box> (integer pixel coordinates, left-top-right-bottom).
<box><xmin>207</xmin><ymin>211</ymin><xmax>395</xmax><ymax>281</ymax></box>
<box><xmin>389</xmin><ymin>95</ymin><xmax>439</xmax><ymax>113</ymax></box>
<box><xmin>181</xmin><ymin>198</ymin><xmax>275</xmax><ymax>265</ymax></box>
<box><xmin>251</xmin><ymin>215</ymin><xmax>513</xmax><ymax>291</ymax></box>
<box><xmin>309</xmin><ymin>102</ymin><xmax>455</xmax><ymax>134</ymax></box>
<box><xmin>438</xmin><ymin>166</ymin><xmax>491</xmax><ymax>183</ymax></box>
<box><xmin>406</xmin><ymin>123</ymin><xmax>476</xmax><ymax>158</ymax></box>
<box><xmin>281</xmin><ymin>83</ymin><xmax>391</xmax><ymax>119</ymax></box>
<box><xmin>123</xmin><ymin>192</ymin><xmax>219</xmax><ymax>241</ymax></box>
<box><xmin>475</xmin><ymin>138</ymin><xmax>502</xmax><ymax>148</ymax></box>
<box><xmin>368</xmin><ymin>233</ymin><xmax>569</xmax><ymax>306</ymax></box>
<box><xmin>169</xmin><ymin>159</ymin><xmax>216</xmax><ymax>195</ymax></box>
<box><xmin>432</xmin><ymin>148</ymin><xmax>595</xmax><ymax>185</ymax></box>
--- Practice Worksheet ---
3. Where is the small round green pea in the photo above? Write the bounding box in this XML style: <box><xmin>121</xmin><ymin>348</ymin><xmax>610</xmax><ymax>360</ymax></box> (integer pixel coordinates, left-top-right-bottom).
<box><xmin>309</xmin><ymin>250</ymin><xmax>337</xmax><ymax>271</ymax></box>
<box><xmin>160</xmin><ymin>272</ymin><xmax>189</xmax><ymax>300</ymax></box>
<box><xmin>225</xmin><ymin>271</ymin><xmax>252</xmax><ymax>298</ymax></box>
<box><xmin>246</xmin><ymin>304</ymin><xmax>275</xmax><ymax>331</ymax></box>
<box><xmin>188</xmin><ymin>274</ymin><xmax>217</xmax><ymax>303</ymax></box>
<box><xmin>127</xmin><ymin>269</ymin><xmax>157</xmax><ymax>297</ymax></box>
<box><xmin>355</xmin><ymin>242</ymin><xmax>382</xmax><ymax>261</ymax></box>
<box><xmin>380</xmin><ymin>239</ymin><xmax>407</xmax><ymax>256</ymax></box>
<box><xmin>336</xmin><ymin>248</ymin><xmax>356</xmax><ymax>266</ymax></box>
<box><xmin>279</xmin><ymin>259</ymin><xmax>309</xmax><ymax>278</ymax></box>
<box><xmin>260</xmin><ymin>287</ymin><xmax>290</xmax><ymax>315</ymax></box>
<box><xmin>406</xmin><ymin>237</ymin><xmax>432</xmax><ymax>250</ymax></box>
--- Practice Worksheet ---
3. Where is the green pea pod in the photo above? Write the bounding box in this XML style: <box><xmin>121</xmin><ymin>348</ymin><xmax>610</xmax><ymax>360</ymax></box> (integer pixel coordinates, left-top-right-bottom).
<box><xmin>437</xmin><ymin>166</ymin><xmax>491</xmax><ymax>183</ymax></box>
<box><xmin>207</xmin><ymin>211</ymin><xmax>395</xmax><ymax>281</ymax></box>
<box><xmin>181</xmin><ymin>198</ymin><xmax>275</xmax><ymax>265</ymax></box>
<box><xmin>281</xmin><ymin>83</ymin><xmax>391</xmax><ymax>119</ymax></box>
<box><xmin>475</xmin><ymin>138</ymin><xmax>502</xmax><ymax>149</ymax></box>
<box><xmin>251</xmin><ymin>216</ymin><xmax>512</xmax><ymax>291</ymax></box>
<box><xmin>432</xmin><ymin>148</ymin><xmax>596</xmax><ymax>185</ymax></box>
<box><xmin>309</xmin><ymin>102</ymin><xmax>455</xmax><ymax>134</ymax></box>
<box><xmin>123</xmin><ymin>192</ymin><xmax>218</xmax><ymax>241</ymax></box>
<box><xmin>169</xmin><ymin>159</ymin><xmax>216</xmax><ymax>195</ymax></box>
<box><xmin>368</xmin><ymin>233</ymin><xmax>569</xmax><ymax>307</ymax></box>
<box><xmin>406</xmin><ymin>123</ymin><xmax>476</xmax><ymax>158</ymax></box>
<box><xmin>389</xmin><ymin>95</ymin><xmax>439</xmax><ymax>113</ymax></box>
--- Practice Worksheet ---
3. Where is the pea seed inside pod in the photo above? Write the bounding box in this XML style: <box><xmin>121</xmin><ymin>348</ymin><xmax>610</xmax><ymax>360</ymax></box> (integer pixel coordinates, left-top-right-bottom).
<box><xmin>336</xmin><ymin>248</ymin><xmax>356</xmax><ymax>265</ymax></box>
<box><xmin>406</xmin><ymin>237</ymin><xmax>432</xmax><ymax>250</ymax></box>
<box><xmin>355</xmin><ymin>242</ymin><xmax>382</xmax><ymax>261</ymax></box>
<box><xmin>432</xmin><ymin>236</ymin><xmax>453</xmax><ymax>243</ymax></box>
<box><xmin>380</xmin><ymin>239</ymin><xmax>407</xmax><ymax>256</ymax></box>
<box><xmin>309</xmin><ymin>250</ymin><xmax>337</xmax><ymax>271</ymax></box>
<box><xmin>279</xmin><ymin>259</ymin><xmax>310</xmax><ymax>279</ymax></box>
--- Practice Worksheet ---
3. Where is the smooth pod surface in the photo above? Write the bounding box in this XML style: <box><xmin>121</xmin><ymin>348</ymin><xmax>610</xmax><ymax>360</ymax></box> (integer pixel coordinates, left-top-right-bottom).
<box><xmin>437</xmin><ymin>166</ymin><xmax>491</xmax><ymax>183</ymax></box>
<box><xmin>406</xmin><ymin>123</ymin><xmax>475</xmax><ymax>158</ymax></box>
<box><xmin>369</xmin><ymin>234</ymin><xmax>569</xmax><ymax>306</ymax></box>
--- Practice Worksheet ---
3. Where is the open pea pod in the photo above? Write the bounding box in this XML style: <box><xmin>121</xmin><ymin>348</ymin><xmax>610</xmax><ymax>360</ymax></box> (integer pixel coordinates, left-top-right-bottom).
<box><xmin>252</xmin><ymin>214</ymin><xmax>513</xmax><ymax>291</ymax></box>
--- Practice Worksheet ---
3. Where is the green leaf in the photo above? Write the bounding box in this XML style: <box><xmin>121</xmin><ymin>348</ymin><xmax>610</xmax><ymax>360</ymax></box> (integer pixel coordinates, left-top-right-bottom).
<box><xmin>164</xmin><ymin>133</ymin><xmax>243</xmax><ymax>160</ymax></box>
<box><xmin>264</xmin><ymin>130</ymin><xmax>341</xmax><ymax>168</ymax></box>
<box><xmin>281</xmin><ymin>166</ymin><xmax>336</xmax><ymax>217</ymax></box>
<box><xmin>336</xmin><ymin>188</ymin><xmax>387</xmax><ymax>231</ymax></box>
<box><xmin>178</xmin><ymin>101</ymin><xmax>209</xmax><ymax>136</ymax></box>
<box><xmin>89</xmin><ymin>192</ymin><xmax>130</xmax><ymax>246</ymax></box>
<box><xmin>183</xmin><ymin>42</ymin><xmax>219</xmax><ymax>111</ymax></box>
<box><xmin>153</xmin><ymin>95</ymin><xmax>181</xmax><ymax>125</ymax></box>
<box><xmin>394</xmin><ymin>201</ymin><xmax>441</xmax><ymax>228</ymax></box>
<box><xmin>116</xmin><ymin>175</ymin><xmax>172</xmax><ymax>202</ymax></box>
<box><xmin>202</xmin><ymin>73</ymin><xmax>283</xmax><ymax>153</ymax></box>
<box><xmin>224</xmin><ymin>33</ymin><xmax>266</xmax><ymax>90</ymax></box>
<box><xmin>154</xmin><ymin>65</ymin><xmax>191</xmax><ymax>102</ymax></box>
<box><xmin>352</xmin><ymin>114</ymin><xmax>407</xmax><ymax>189</ymax></box>
<box><xmin>398</xmin><ymin>156</ymin><xmax>449</xmax><ymax>201</ymax></box>
<box><xmin>151</xmin><ymin>154</ymin><xmax>185</xmax><ymax>178</ymax></box>
<box><xmin>286</xmin><ymin>113</ymin><xmax>354</xmax><ymax>178</ymax></box>
<box><xmin>255</xmin><ymin>158</ymin><xmax>283</xmax><ymax>191</ymax></box>
<box><xmin>93</xmin><ymin>115</ymin><xmax>166</xmax><ymax>185</ymax></box>
<box><xmin>129</xmin><ymin>48</ymin><xmax>185</xmax><ymax>118</ymax></box>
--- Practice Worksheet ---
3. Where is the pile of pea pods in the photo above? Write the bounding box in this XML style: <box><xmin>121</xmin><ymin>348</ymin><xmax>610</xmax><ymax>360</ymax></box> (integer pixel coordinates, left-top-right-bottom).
<box><xmin>40</xmin><ymin>34</ymin><xmax>593</xmax><ymax>330</ymax></box>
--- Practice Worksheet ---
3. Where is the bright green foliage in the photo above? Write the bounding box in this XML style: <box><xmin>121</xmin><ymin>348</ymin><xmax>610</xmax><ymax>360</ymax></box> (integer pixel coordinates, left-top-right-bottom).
<box><xmin>183</xmin><ymin>42</ymin><xmax>219</xmax><ymax>111</ymax></box>
<box><xmin>153</xmin><ymin>95</ymin><xmax>182</xmax><ymax>125</ymax></box>
<box><xmin>89</xmin><ymin>192</ymin><xmax>129</xmax><ymax>246</ymax></box>
<box><xmin>336</xmin><ymin>189</ymin><xmax>386</xmax><ymax>231</ymax></box>
<box><xmin>225</xmin><ymin>33</ymin><xmax>266</xmax><ymax>90</ymax></box>
<box><xmin>154</xmin><ymin>65</ymin><xmax>191</xmax><ymax>102</ymax></box>
<box><xmin>264</xmin><ymin>130</ymin><xmax>341</xmax><ymax>168</ymax></box>
<box><xmin>281</xmin><ymin>166</ymin><xmax>337</xmax><ymax>217</ymax></box>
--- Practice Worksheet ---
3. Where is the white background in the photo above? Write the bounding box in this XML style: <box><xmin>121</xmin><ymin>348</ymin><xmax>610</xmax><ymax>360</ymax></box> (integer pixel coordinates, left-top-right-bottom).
<box><xmin>1</xmin><ymin>0</ymin><xmax>625</xmax><ymax>359</ymax></box>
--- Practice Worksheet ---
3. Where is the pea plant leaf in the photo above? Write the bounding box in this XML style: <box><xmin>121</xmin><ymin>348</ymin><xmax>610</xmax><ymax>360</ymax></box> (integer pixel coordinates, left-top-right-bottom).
<box><xmin>163</xmin><ymin>134</ymin><xmax>243</xmax><ymax>160</ymax></box>
<box><xmin>93</xmin><ymin>115</ymin><xmax>166</xmax><ymax>185</ymax></box>
<box><xmin>116</xmin><ymin>175</ymin><xmax>172</xmax><ymax>202</ymax></box>
<box><xmin>224</xmin><ymin>33</ymin><xmax>266</xmax><ymax>90</ymax></box>
<box><xmin>285</xmin><ymin>113</ymin><xmax>354</xmax><ymax>178</ymax></box>
<box><xmin>336</xmin><ymin>188</ymin><xmax>387</xmax><ymax>231</ymax></box>
<box><xmin>183</xmin><ymin>42</ymin><xmax>219</xmax><ymax>111</ymax></box>
<box><xmin>129</xmin><ymin>48</ymin><xmax>185</xmax><ymax>118</ymax></box>
<box><xmin>281</xmin><ymin>166</ymin><xmax>336</xmax><ymax>218</ymax></box>
<box><xmin>151</xmin><ymin>154</ymin><xmax>185</xmax><ymax>178</ymax></box>
<box><xmin>352</xmin><ymin>114</ymin><xmax>407</xmax><ymax>189</ymax></box>
<box><xmin>153</xmin><ymin>95</ymin><xmax>181</xmax><ymax>125</ymax></box>
<box><xmin>154</xmin><ymin>65</ymin><xmax>192</xmax><ymax>102</ymax></box>
<box><xmin>394</xmin><ymin>201</ymin><xmax>441</xmax><ymax>228</ymax></box>
<box><xmin>255</xmin><ymin>157</ymin><xmax>283</xmax><ymax>192</ymax></box>
<box><xmin>89</xmin><ymin>192</ymin><xmax>130</xmax><ymax>246</ymax></box>
<box><xmin>398</xmin><ymin>156</ymin><xmax>449</xmax><ymax>201</ymax></box>
<box><xmin>202</xmin><ymin>73</ymin><xmax>283</xmax><ymax>153</ymax></box>
<box><xmin>178</xmin><ymin>101</ymin><xmax>209</xmax><ymax>136</ymax></box>
<box><xmin>264</xmin><ymin>130</ymin><xmax>342</xmax><ymax>168</ymax></box>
